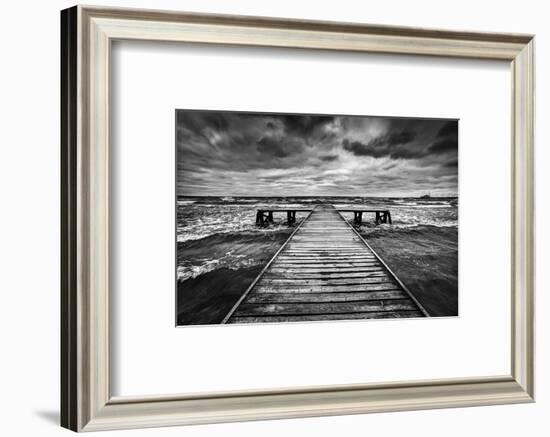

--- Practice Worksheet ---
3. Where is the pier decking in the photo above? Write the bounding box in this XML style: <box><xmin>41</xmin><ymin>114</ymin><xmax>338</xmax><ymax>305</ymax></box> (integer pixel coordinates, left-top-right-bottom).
<box><xmin>222</xmin><ymin>205</ymin><xmax>428</xmax><ymax>324</ymax></box>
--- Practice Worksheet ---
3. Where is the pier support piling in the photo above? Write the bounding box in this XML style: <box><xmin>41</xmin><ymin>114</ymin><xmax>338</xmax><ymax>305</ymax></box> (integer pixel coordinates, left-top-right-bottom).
<box><xmin>286</xmin><ymin>211</ymin><xmax>297</xmax><ymax>225</ymax></box>
<box><xmin>255</xmin><ymin>207</ymin><xmax>391</xmax><ymax>227</ymax></box>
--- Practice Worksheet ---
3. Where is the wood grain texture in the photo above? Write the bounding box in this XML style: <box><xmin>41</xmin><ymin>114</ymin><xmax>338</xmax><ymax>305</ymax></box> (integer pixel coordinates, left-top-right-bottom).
<box><xmin>245</xmin><ymin>290</ymin><xmax>408</xmax><ymax>303</ymax></box>
<box><xmin>229</xmin><ymin>311</ymin><xmax>424</xmax><ymax>324</ymax></box>
<box><xmin>254</xmin><ymin>284</ymin><xmax>402</xmax><ymax>293</ymax></box>
<box><xmin>225</xmin><ymin>205</ymin><xmax>427</xmax><ymax>323</ymax></box>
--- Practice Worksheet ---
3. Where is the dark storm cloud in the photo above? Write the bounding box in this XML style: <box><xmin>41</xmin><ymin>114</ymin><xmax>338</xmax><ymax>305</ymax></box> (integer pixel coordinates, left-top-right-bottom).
<box><xmin>367</xmin><ymin>131</ymin><xmax>416</xmax><ymax>149</ymax></box>
<box><xmin>176</xmin><ymin>110</ymin><xmax>458</xmax><ymax>196</ymax></box>
<box><xmin>256</xmin><ymin>136</ymin><xmax>304</xmax><ymax>158</ymax></box>
<box><xmin>444</xmin><ymin>159</ymin><xmax>459</xmax><ymax>168</ymax></box>
<box><xmin>280</xmin><ymin>115</ymin><xmax>335</xmax><ymax>136</ymax></box>
<box><xmin>342</xmin><ymin>139</ymin><xmax>376</xmax><ymax>157</ymax></box>
<box><xmin>427</xmin><ymin>137</ymin><xmax>458</xmax><ymax>154</ymax></box>
<box><xmin>427</xmin><ymin>119</ymin><xmax>458</xmax><ymax>155</ymax></box>
<box><xmin>342</xmin><ymin>130</ymin><xmax>421</xmax><ymax>159</ymax></box>
<box><xmin>342</xmin><ymin>118</ymin><xmax>459</xmax><ymax>166</ymax></box>
<box><xmin>319</xmin><ymin>154</ymin><xmax>339</xmax><ymax>162</ymax></box>
<box><xmin>436</xmin><ymin>120</ymin><xmax>458</xmax><ymax>138</ymax></box>
<box><xmin>177</xmin><ymin>111</ymin><xmax>229</xmax><ymax>137</ymax></box>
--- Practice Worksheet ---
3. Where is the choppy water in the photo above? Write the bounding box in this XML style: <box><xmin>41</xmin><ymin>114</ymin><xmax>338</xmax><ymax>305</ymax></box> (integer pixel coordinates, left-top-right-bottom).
<box><xmin>177</xmin><ymin>196</ymin><xmax>458</xmax><ymax>282</ymax></box>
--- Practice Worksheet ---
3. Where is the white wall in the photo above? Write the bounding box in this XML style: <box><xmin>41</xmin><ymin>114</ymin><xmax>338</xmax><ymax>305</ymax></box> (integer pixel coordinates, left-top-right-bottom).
<box><xmin>0</xmin><ymin>0</ymin><xmax>546</xmax><ymax>435</ymax></box>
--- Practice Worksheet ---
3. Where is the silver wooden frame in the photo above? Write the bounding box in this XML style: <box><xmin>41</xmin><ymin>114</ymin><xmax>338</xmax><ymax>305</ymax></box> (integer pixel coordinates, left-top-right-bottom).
<box><xmin>61</xmin><ymin>5</ymin><xmax>535</xmax><ymax>432</ymax></box>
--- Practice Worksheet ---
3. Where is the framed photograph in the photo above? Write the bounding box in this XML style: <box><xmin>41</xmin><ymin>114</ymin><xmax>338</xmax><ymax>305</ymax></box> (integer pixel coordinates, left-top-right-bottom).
<box><xmin>61</xmin><ymin>5</ymin><xmax>534</xmax><ymax>432</ymax></box>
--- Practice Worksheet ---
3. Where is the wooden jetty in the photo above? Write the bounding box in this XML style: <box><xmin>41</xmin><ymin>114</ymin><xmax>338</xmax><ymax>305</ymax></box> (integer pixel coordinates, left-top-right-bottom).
<box><xmin>256</xmin><ymin>207</ymin><xmax>391</xmax><ymax>226</ymax></box>
<box><xmin>223</xmin><ymin>205</ymin><xmax>428</xmax><ymax>324</ymax></box>
<box><xmin>256</xmin><ymin>208</ymin><xmax>312</xmax><ymax>225</ymax></box>
<box><xmin>339</xmin><ymin>209</ymin><xmax>392</xmax><ymax>225</ymax></box>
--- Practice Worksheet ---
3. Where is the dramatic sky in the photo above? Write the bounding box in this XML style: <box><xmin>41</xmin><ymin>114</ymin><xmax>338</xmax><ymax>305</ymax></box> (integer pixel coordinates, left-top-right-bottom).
<box><xmin>176</xmin><ymin>110</ymin><xmax>458</xmax><ymax>197</ymax></box>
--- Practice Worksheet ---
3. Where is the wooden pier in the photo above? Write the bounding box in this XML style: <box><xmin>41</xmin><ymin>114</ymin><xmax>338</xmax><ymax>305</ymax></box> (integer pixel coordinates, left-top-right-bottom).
<box><xmin>256</xmin><ymin>208</ymin><xmax>312</xmax><ymax>225</ymax></box>
<box><xmin>223</xmin><ymin>205</ymin><xmax>428</xmax><ymax>324</ymax></box>
<box><xmin>339</xmin><ymin>209</ymin><xmax>392</xmax><ymax>225</ymax></box>
<box><xmin>256</xmin><ymin>207</ymin><xmax>391</xmax><ymax>226</ymax></box>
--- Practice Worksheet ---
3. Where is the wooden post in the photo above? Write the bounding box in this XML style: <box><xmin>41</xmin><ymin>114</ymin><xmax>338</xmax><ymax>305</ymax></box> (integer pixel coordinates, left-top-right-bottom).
<box><xmin>375</xmin><ymin>211</ymin><xmax>381</xmax><ymax>225</ymax></box>
<box><xmin>387</xmin><ymin>211</ymin><xmax>392</xmax><ymax>224</ymax></box>
<box><xmin>257</xmin><ymin>210</ymin><xmax>269</xmax><ymax>226</ymax></box>
<box><xmin>287</xmin><ymin>211</ymin><xmax>293</xmax><ymax>225</ymax></box>
<box><xmin>257</xmin><ymin>210</ymin><xmax>267</xmax><ymax>225</ymax></box>
<box><xmin>358</xmin><ymin>212</ymin><xmax>363</xmax><ymax>225</ymax></box>
<box><xmin>268</xmin><ymin>211</ymin><xmax>273</xmax><ymax>223</ymax></box>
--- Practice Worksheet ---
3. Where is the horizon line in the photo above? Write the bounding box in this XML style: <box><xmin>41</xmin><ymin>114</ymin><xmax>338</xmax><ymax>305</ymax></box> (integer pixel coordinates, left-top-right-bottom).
<box><xmin>177</xmin><ymin>194</ymin><xmax>459</xmax><ymax>198</ymax></box>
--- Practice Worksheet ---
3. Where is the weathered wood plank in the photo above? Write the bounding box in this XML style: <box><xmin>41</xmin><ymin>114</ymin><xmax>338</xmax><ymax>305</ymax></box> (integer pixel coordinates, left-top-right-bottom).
<box><xmin>287</xmin><ymin>240</ymin><xmax>363</xmax><ymax>245</ymax></box>
<box><xmin>264</xmin><ymin>271</ymin><xmax>388</xmax><ymax>279</ymax></box>
<box><xmin>290</xmin><ymin>241</ymin><xmax>361</xmax><ymax>244</ymax></box>
<box><xmin>298</xmin><ymin>230</ymin><xmax>352</xmax><ymax>232</ymax></box>
<box><xmin>269</xmin><ymin>263</ymin><xmax>384</xmax><ymax>273</ymax></box>
<box><xmin>290</xmin><ymin>241</ymin><xmax>362</xmax><ymax>244</ymax></box>
<box><xmin>284</xmin><ymin>244</ymin><xmax>370</xmax><ymax>247</ymax></box>
<box><xmin>297</xmin><ymin>230</ymin><xmax>353</xmax><ymax>232</ymax></box>
<box><xmin>275</xmin><ymin>258</ymin><xmax>378</xmax><ymax>262</ymax></box>
<box><xmin>294</xmin><ymin>236</ymin><xmax>353</xmax><ymax>238</ymax></box>
<box><xmin>277</xmin><ymin>255</ymin><xmax>376</xmax><ymax>259</ymax></box>
<box><xmin>277</xmin><ymin>260</ymin><xmax>378</xmax><ymax>265</ymax></box>
<box><xmin>278</xmin><ymin>259</ymin><xmax>377</xmax><ymax>262</ymax></box>
<box><xmin>292</xmin><ymin>233</ymin><xmax>358</xmax><ymax>236</ymax></box>
<box><xmin>228</xmin><ymin>311</ymin><xmax>423</xmax><ymax>323</ymax></box>
<box><xmin>253</xmin><ymin>283</ymin><xmax>401</xmax><ymax>293</ymax></box>
<box><xmin>278</xmin><ymin>255</ymin><xmax>376</xmax><ymax>259</ymax></box>
<box><xmin>245</xmin><ymin>290</ymin><xmax>407</xmax><ymax>303</ymax></box>
<box><xmin>289</xmin><ymin>244</ymin><xmax>363</xmax><ymax>247</ymax></box>
<box><xmin>291</xmin><ymin>236</ymin><xmax>361</xmax><ymax>240</ymax></box>
<box><xmin>280</xmin><ymin>257</ymin><xmax>377</xmax><ymax>260</ymax></box>
<box><xmin>282</xmin><ymin>251</ymin><xmax>375</xmax><ymax>256</ymax></box>
<box><xmin>288</xmin><ymin>241</ymin><xmax>362</xmax><ymax>244</ymax></box>
<box><xmin>234</xmin><ymin>300</ymin><xmax>420</xmax><ymax>316</ymax></box>
<box><xmin>272</xmin><ymin>262</ymin><xmax>382</xmax><ymax>268</ymax></box>
<box><xmin>260</xmin><ymin>277</ymin><xmax>393</xmax><ymax>285</ymax></box>
<box><xmin>284</xmin><ymin>245</ymin><xmax>370</xmax><ymax>248</ymax></box>
<box><xmin>284</xmin><ymin>249</ymin><xmax>368</xmax><ymax>252</ymax></box>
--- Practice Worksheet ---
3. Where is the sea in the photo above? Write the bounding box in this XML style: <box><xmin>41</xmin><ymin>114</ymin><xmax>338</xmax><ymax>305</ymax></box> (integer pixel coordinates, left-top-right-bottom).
<box><xmin>176</xmin><ymin>196</ymin><xmax>458</xmax><ymax>282</ymax></box>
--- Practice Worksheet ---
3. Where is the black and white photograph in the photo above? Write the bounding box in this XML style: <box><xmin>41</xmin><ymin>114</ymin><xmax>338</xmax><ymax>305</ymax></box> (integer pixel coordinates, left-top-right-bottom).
<box><xmin>176</xmin><ymin>110</ymin><xmax>458</xmax><ymax>325</ymax></box>
<box><xmin>1</xmin><ymin>0</ymin><xmax>542</xmax><ymax>435</ymax></box>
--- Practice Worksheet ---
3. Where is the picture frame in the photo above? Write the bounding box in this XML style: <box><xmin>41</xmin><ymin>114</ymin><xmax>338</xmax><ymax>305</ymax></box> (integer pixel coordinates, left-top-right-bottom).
<box><xmin>61</xmin><ymin>5</ymin><xmax>535</xmax><ymax>432</ymax></box>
